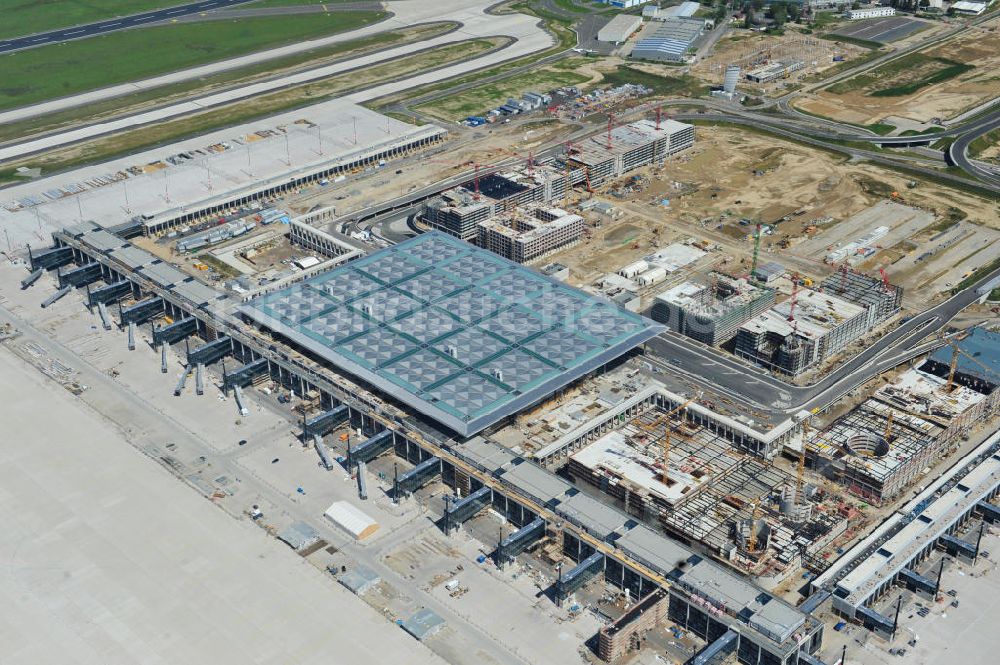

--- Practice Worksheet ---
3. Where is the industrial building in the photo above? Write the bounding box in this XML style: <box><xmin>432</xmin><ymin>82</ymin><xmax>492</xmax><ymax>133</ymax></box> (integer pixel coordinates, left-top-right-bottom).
<box><xmin>820</xmin><ymin>269</ymin><xmax>902</xmax><ymax>330</ymax></box>
<box><xmin>734</xmin><ymin>289</ymin><xmax>868</xmax><ymax>375</ymax></box>
<box><xmin>844</xmin><ymin>6</ymin><xmax>895</xmax><ymax>19</ymax></box>
<box><xmin>567</xmin><ymin>119</ymin><xmax>695</xmax><ymax>188</ymax></box>
<box><xmin>651</xmin><ymin>273</ymin><xmax>776</xmax><ymax>346</ymax></box>
<box><xmin>239</xmin><ymin>231</ymin><xmax>663</xmax><ymax>437</ymax></box>
<box><xmin>745</xmin><ymin>60</ymin><xmax>805</xmax><ymax>84</ymax></box>
<box><xmin>712</xmin><ymin>64</ymin><xmax>742</xmax><ymax>101</ymax></box>
<box><xmin>597</xmin><ymin>14</ymin><xmax>644</xmax><ymax>43</ymax></box>
<box><xmin>422</xmin><ymin>163</ymin><xmax>575</xmax><ymax>241</ymax></box>
<box><xmin>0</xmin><ymin>100</ymin><xmax>446</xmax><ymax>248</ymax></box>
<box><xmin>631</xmin><ymin>17</ymin><xmax>705</xmax><ymax>62</ymax></box>
<box><xmin>477</xmin><ymin>204</ymin><xmax>584</xmax><ymax>264</ymax></box>
<box><xmin>643</xmin><ymin>1</ymin><xmax>700</xmax><ymax>19</ymax></box>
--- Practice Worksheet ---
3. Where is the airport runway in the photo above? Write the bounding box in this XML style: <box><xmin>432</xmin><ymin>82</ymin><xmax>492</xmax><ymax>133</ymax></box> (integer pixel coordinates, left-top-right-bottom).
<box><xmin>0</xmin><ymin>0</ymin><xmax>554</xmax><ymax>162</ymax></box>
<box><xmin>0</xmin><ymin>0</ymin><xmax>256</xmax><ymax>54</ymax></box>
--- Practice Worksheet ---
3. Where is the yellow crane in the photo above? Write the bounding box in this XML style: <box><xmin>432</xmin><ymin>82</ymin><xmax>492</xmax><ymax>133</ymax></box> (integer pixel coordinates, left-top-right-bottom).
<box><xmin>748</xmin><ymin>501</ymin><xmax>762</xmax><ymax>553</ymax></box>
<box><xmin>884</xmin><ymin>410</ymin><xmax>894</xmax><ymax>444</ymax></box>
<box><xmin>943</xmin><ymin>333</ymin><xmax>999</xmax><ymax>392</ymax></box>
<box><xmin>640</xmin><ymin>394</ymin><xmax>701</xmax><ymax>485</ymax></box>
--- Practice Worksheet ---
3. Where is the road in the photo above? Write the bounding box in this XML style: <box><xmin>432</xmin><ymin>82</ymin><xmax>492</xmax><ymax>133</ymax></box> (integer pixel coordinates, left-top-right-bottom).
<box><xmin>0</xmin><ymin>0</ymin><xmax>256</xmax><ymax>54</ymax></box>
<box><xmin>949</xmin><ymin>114</ymin><xmax>1000</xmax><ymax>188</ymax></box>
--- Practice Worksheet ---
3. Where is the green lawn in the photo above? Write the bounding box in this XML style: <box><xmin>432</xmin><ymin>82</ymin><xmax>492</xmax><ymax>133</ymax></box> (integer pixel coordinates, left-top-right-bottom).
<box><xmin>600</xmin><ymin>65</ymin><xmax>708</xmax><ymax>98</ymax></box>
<box><xmin>0</xmin><ymin>39</ymin><xmax>490</xmax><ymax>180</ymax></box>
<box><xmin>0</xmin><ymin>23</ymin><xmax>448</xmax><ymax>145</ymax></box>
<box><xmin>246</xmin><ymin>0</ymin><xmax>362</xmax><ymax>6</ymax></box>
<box><xmin>416</xmin><ymin>68</ymin><xmax>590</xmax><ymax>120</ymax></box>
<box><xmin>827</xmin><ymin>53</ymin><xmax>973</xmax><ymax>97</ymax></box>
<box><xmin>0</xmin><ymin>11</ymin><xmax>385</xmax><ymax>111</ymax></box>
<box><xmin>0</xmin><ymin>1</ymin><xmax>187</xmax><ymax>40</ymax></box>
<box><xmin>967</xmin><ymin>128</ymin><xmax>1000</xmax><ymax>160</ymax></box>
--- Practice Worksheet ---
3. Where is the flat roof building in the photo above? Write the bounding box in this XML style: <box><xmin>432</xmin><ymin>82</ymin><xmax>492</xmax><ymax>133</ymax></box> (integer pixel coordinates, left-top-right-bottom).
<box><xmin>745</xmin><ymin>60</ymin><xmax>805</xmax><ymax>84</ymax></box>
<box><xmin>423</xmin><ymin>163</ymin><xmax>572</xmax><ymax>241</ymax></box>
<box><xmin>0</xmin><ymin>100</ymin><xmax>446</xmax><ymax>248</ymax></box>
<box><xmin>734</xmin><ymin>289</ymin><xmax>867</xmax><ymax>375</ymax></box>
<box><xmin>820</xmin><ymin>269</ymin><xmax>902</xmax><ymax>330</ymax></box>
<box><xmin>631</xmin><ymin>17</ymin><xmax>704</xmax><ymax>62</ymax></box>
<box><xmin>598</xmin><ymin>14</ymin><xmax>644</xmax><ymax>43</ymax></box>
<box><xmin>844</xmin><ymin>6</ymin><xmax>896</xmax><ymax>19</ymax></box>
<box><xmin>478</xmin><ymin>204</ymin><xmax>584</xmax><ymax>264</ymax></box>
<box><xmin>651</xmin><ymin>273</ymin><xmax>776</xmax><ymax>346</ymax></box>
<box><xmin>240</xmin><ymin>231</ymin><xmax>663</xmax><ymax>437</ymax></box>
<box><xmin>568</xmin><ymin>119</ymin><xmax>695</xmax><ymax>187</ymax></box>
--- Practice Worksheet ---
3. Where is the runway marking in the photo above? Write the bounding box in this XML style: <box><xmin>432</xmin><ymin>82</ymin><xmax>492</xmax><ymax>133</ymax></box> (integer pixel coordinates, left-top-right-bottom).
<box><xmin>65</xmin><ymin>29</ymin><xmax>84</xmax><ymax>36</ymax></box>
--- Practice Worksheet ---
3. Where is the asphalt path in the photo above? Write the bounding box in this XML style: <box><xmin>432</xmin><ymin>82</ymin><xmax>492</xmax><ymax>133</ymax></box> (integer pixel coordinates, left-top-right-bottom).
<box><xmin>0</xmin><ymin>0</ymin><xmax>256</xmax><ymax>54</ymax></box>
<box><xmin>949</xmin><ymin>115</ymin><xmax>1000</xmax><ymax>188</ymax></box>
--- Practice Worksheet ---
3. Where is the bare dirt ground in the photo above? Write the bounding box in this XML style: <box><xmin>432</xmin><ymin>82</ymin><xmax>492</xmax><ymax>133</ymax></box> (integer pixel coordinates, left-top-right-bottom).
<box><xmin>797</xmin><ymin>17</ymin><xmax>1000</xmax><ymax>124</ymax></box>
<box><xmin>542</xmin><ymin>126</ymin><xmax>999</xmax><ymax>304</ymax></box>
<box><xmin>691</xmin><ymin>30</ymin><xmax>866</xmax><ymax>90</ymax></box>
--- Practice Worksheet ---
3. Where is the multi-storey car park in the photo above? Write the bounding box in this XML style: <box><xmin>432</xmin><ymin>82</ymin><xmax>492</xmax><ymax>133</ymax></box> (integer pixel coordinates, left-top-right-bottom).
<box><xmin>567</xmin><ymin>118</ymin><xmax>695</xmax><ymax>188</ymax></box>
<box><xmin>422</xmin><ymin>118</ymin><xmax>696</xmax><ymax>242</ymax></box>
<box><xmin>734</xmin><ymin>289</ymin><xmax>869</xmax><ymax>376</ymax></box>
<box><xmin>422</xmin><ymin>163</ymin><xmax>576</xmax><ymax>241</ymax></box>
<box><xmin>651</xmin><ymin>273</ymin><xmax>776</xmax><ymax>346</ymax></box>
<box><xmin>476</xmin><ymin>204</ymin><xmax>584</xmax><ymax>264</ymax></box>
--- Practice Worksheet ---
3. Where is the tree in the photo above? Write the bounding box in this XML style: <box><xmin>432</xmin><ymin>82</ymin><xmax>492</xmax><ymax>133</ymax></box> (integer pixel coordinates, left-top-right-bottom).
<box><xmin>715</xmin><ymin>3</ymin><xmax>729</xmax><ymax>23</ymax></box>
<box><xmin>771</xmin><ymin>1</ymin><xmax>788</xmax><ymax>24</ymax></box>
<box><xmin>788</xmin><ymin>3</ymin><xmax>801</xmax><ymax>21</ymax></box>
<box><xmin>751</xmin><ymin>0</ymin><xmax>765</xmax><ymax>11</ymax></box>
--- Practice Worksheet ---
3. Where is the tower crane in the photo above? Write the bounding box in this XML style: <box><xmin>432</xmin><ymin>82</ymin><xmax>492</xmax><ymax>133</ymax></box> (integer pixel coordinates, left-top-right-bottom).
<box><xmin>640</xmin><ymin>393</ymin><xmax>702</xmax><ymax>485</ymax></box>
<box><xmin>797</xmin><ymin>419</ymin><xmax>808</xmax><ymax>502</ymax></box>
<box><xmin>748</xmin><ymin>500</ymin><xmax>762</xmax><ymax>553</ymax></box>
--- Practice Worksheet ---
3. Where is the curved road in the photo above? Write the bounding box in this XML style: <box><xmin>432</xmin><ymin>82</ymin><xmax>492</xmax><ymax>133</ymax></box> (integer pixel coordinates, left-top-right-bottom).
<box><xmin>0</xmin><ymin>0</ymin><xmax>255</xmax><ymax>54</ymax></box>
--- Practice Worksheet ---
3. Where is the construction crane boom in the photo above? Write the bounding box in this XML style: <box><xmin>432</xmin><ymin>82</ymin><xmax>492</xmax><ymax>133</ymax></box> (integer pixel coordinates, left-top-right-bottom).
<box><xmin>751</xmin><ymin>223</ymin><xmax>762</xmax><ymax>279</ymax></box>
<box><xmin>748</xmin><ymin>501</ymin><xmax>761</xmax><ymax>552</ymax></box>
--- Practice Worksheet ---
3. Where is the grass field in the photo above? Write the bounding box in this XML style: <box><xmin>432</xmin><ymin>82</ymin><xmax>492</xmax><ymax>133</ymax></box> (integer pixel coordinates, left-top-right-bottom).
<box><xmin>246</xmin><ymin>0</ymin><xmax>362</xmax><ymax>5</ymax></box>
<box><xmin>0</xmin><ymin>39</ymin><xmax>497</xmax><ymax>182</ymax></box>
<box><xmin>969</xmin><ymin>128</ymin><xmax>1000</xmax><ymax>161</ymax></box>
<box><xmin>415</xmin><ymin>67</ymin><xmax>590</xmax><ymax>120</ymax></box>
<box><xmin>826</xmin><ymin>53</ymin><xmax>974</xmax><ymax>97</ymax></box>
<box><xmin>600</xmin><ymin>66</ymin><xmax>708</xmax><ymax>98</ymax></box>
<box><xmin>821</xmin><ymin>33</ymin><xmax>883</xmax><ymax>50</ymax></box>
<box><xmin>0</xmin><ymin>23</ymin><xmax>449</xmax><ymax>145</ymax></box>
<box><xmin>0</xmin><ymin>10</ymin><xmax>385</xmax><ymax>111</ymax></box>
<box><xmin>0</xmin><ymin>1</ymin><xmax>185</xmax><ymax>40</ymax></box>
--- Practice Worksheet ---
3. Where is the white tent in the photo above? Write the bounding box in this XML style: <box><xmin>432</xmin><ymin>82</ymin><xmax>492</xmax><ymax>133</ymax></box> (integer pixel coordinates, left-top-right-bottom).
<box><xmin>324</xmin><ymin>501</ymin><xmax>379</xmax><ymax>540</ymax></box>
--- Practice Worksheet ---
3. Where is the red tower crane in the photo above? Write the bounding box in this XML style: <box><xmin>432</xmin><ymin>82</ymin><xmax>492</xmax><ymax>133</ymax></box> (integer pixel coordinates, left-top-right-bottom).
<box><xmin>879</xmin><ymin>267</ymin><xmax>891</xmax><ymax>294</ymax></box>
<box><xmin>787</xmin><ymin>273</ymin><xmax>799</xmax><ymax>322</ymax></box>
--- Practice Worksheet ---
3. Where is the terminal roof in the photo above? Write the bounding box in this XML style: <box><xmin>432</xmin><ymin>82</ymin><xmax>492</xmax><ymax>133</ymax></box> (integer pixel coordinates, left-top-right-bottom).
<box><xmin>241</xmin><ymin>232</ymin><xmax>663</xmax><ymax>436</ymax></box>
